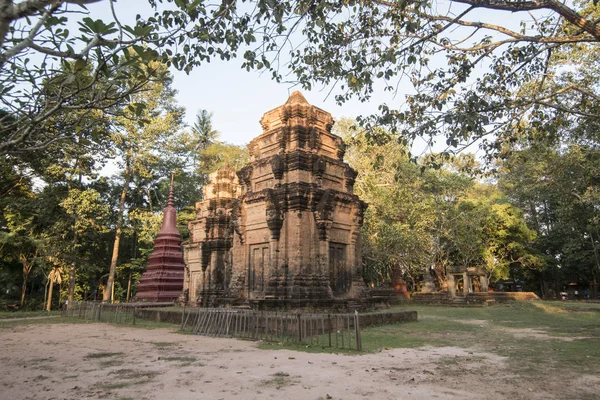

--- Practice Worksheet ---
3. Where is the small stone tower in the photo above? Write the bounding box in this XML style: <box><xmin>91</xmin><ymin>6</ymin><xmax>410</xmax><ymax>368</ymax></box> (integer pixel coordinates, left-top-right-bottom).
<box><xmin>136</xmin><ymin>180</ymin><xmax>185</xmax><ymax>302</ymax></box>
<box><xmin>183</xmin><ymin>168</ymin><xmax>241</xmax><ymax>305</ymax></box>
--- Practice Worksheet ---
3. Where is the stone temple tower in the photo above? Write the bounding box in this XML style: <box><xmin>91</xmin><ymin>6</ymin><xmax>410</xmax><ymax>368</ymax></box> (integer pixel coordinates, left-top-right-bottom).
<box><xmin>183</xmin><ymin>168</ymin><xmax>241</xmax><ymax>305</ymax></box>
<box><xmin>227</xmin><ymin>91</ymin><xmax>368</xmax><ymax>306</ymax></box>
<box><xmin>136</xmin><ymin>181</ymin><xmax>185</xmax><ymax>302</ymax></box>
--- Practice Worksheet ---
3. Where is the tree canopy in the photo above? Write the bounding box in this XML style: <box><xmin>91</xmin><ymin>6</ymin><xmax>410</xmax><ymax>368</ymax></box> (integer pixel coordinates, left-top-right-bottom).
<box><xmin>337</xmin><ymin>119</ymin><xmax>543</xmax><ymax>290</ymax></box>
<box><xmin>2</xmin><ymin>0</ymin><xmax>599</xmax><ymax>158</ymax></box>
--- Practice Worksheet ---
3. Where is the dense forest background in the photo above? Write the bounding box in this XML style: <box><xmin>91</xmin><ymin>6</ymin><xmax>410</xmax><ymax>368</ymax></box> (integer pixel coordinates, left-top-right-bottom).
<box><xmin>1</xmin><ymin>0</ymin><xmax>599</xmax><ymax>309</ymax></box>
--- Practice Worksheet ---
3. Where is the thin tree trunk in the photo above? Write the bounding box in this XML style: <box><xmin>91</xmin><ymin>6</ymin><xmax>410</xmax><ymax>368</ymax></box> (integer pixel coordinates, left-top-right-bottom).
<box><xmin>67</xmin><ymin>264</ymin><xmax>76</xmax><ymax>310</ymax></box>
<box><xmin>20</xmin><ymin>269</ymin><xmax>29</xmax><ymax>307</ymax></box>
<box><xmin>46</xmin><ymin>281</ymin><xmax>53</xmax><ymax>311</ymax></box>
<box><xmin>19</xmin><ymin>252</ymin><xmax>35</xmax><ymax>307</ymax></box>
<box><xmin>104</xmin><ymin>161</ymin><xmax>132</xmax><ymax>303</ymax></box>
<box><xmin>588</xmin><ymin>231</ymin><xmax>600</xmax><ymax>300</ymax></box>
<box><xmin>20</xmin><ymin>264</ymin><xmax>32</xmax><ymax>307</ymax></box>
<box><xmin>126</xmin><ymin>270</ymin><xmax>132</xmax><ymax>302</ymax></box>
<box><xmin>67</xmin><ymin>226</ymin><xmax>78</xmax><ymax>309</ymax></box>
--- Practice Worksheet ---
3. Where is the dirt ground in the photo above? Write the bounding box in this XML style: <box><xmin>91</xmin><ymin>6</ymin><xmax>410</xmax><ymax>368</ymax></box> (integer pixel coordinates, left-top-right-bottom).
<box><xmin>0</xmin><ymin>321</ymin><xmax>596</xmax><ymax>400</ymax></box>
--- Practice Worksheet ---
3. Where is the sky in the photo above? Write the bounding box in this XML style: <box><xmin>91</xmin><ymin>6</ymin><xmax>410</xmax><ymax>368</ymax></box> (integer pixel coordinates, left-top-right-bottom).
<box><xmin>74</xmin><ymin>1</ymin><xmax>402</xmax><ymax>147</ymax></box>
<box><xmin>74</xmin><ymin>1</ymin><xmax>538</xmax><ymax>154</ymax></box>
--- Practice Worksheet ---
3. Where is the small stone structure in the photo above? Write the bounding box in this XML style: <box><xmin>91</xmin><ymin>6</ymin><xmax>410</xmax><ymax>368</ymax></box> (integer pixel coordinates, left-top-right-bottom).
<box><xmin>136</xmin><ymin>183</ymin><xmax>185</xmax><ymax>302</ymax></box>
<box><xmin>184</xmin><ymin>91</ymin><xmax>369</xmax><ymax>308</ymax></box>
<box><xmin>446</xmin><ymin>265</ymin><xmax>489</xmax><ymax>296</ymax></box>
<box><xmin>183</xmin><ymin>168</ymin><xmax>240</xmax><ymax>305</ymax></box>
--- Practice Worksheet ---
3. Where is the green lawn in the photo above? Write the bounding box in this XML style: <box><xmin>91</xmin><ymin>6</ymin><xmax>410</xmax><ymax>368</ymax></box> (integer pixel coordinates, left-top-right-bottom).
<box><xmin>0</xmin><ymin>310</ymin><xmax>62</xmax><ymax>319</ymax></box>
<box><xmin>261</xmin><ymin>301</ymin><xmax>600</xmax><ymax>377</ymax></box>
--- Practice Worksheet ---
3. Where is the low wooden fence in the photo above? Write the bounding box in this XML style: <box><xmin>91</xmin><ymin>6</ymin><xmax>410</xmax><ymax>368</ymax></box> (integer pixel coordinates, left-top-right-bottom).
<box><xmin>64</xmin><ymin>301</ymin><xmax>138</xmax><ymax>325</ymax></box>
<box><xmin>180</xmin><ymin>307</ymin><xmax>362</xmax><ymax>350</ymax></box>
<box><xmin>64</xmin><ymin>302</ymin><xmax>363</xmax><ymax>350</ymax></box>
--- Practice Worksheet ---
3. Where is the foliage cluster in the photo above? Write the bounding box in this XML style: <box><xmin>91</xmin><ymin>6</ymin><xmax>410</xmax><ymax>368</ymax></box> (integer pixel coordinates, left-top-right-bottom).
<box><xmin>337</xmin><ymin>120</ymin><xmax>544</xmax><ymax>291</ymax></box>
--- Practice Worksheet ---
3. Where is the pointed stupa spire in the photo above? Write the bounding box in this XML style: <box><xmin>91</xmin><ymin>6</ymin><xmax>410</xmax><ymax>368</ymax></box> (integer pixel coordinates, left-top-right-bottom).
<box><xmin>158</xmin><ymin>174</ymin><xmax>179</xmax><ymax>236</ymax></box>
<box><xmin>167</xmin><ymin>174</ymin><xmax>175</xmax><ymax>207</ymax></box>
<box><xmin>285</xmin><ymin>90</ymin><xmax>309</xmax><ymax>105</ymax></box>
<box><xmin>135</xmin><ymin>173</ymin><xmax>185</xmax><ymax>302</ymax></box>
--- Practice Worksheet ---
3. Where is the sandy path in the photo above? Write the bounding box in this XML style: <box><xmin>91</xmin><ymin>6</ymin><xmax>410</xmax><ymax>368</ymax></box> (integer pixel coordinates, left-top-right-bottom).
<box><xmin>0</xmin><ymin>322</ymin><xmax>579</xmax><ymax>400</ymax></box>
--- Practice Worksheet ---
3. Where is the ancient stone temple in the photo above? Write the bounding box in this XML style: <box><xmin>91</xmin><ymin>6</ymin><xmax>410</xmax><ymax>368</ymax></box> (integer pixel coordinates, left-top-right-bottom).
<box><xmin>183</xmin><ymin>91</ymin><xmax>368</xmax><ymax>308</ymax></box>
<box><xmin>183</xmin><ymin>168</ymin><xmax>240</xmax><ymax>305</ymax></box>
<box><xmin>136</xmin><ymin>182</ymin><xmax>185</xmax><ymax>302</ymax></box>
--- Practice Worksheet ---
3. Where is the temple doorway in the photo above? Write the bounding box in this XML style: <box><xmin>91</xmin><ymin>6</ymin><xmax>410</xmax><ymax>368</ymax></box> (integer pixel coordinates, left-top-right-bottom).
<box><xmin>329</xmin><ymin>243</ymin><xmax>348</xmax><ymax>295</ymax></box>
<box><xmin>249</xmin><ymin>244</ymin><xmax>269</xmax><ymax>296</ymax></box>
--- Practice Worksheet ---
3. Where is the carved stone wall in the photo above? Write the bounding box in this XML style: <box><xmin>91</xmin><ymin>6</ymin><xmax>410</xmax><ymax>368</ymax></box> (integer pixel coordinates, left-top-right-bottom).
<box><xmin>183</xmin><ymin>168</ymin><xmax>240</xmax><ymax>305</ymax></box>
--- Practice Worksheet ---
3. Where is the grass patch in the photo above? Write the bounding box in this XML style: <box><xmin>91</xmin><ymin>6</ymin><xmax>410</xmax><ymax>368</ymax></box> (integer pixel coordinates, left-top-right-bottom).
<box><xmin>99</xmin><ymin>359</ymin><xmax>124</xmax><ymax>368</ymax></box>
<box><xmin>152</xmin><ymin>341</ymin><xmax>176</xmax><ymax>348</ymax></box>
<box><xmin>30</xmin><ymin>357</ymin><xmax>55</xmax><ymax>363</ymax></box>
<box><xmin>109</xmin><ymin>369</ymin><xmax>161</xmax><ymax>380</ymax></box>
<box><xmin>99</xmin><ymin>381</ymin><xmax>137</xmax><ymax>390</ymax></box>
<box><xmin>0</xmin><ymin>316</ymin><xmax>88</xmax><ymax>329</ymax></box>
<box><xmin>0</xmin><ymin>310</ymin><xmax>62</xmax><ymax>319</ymax></box>
<box><xmin>261</xmin><ymin>371</ymin><xmax>293</xmax><ymax>388</ymax></box>
<box><xmin>84</xmin><ymin>352</ymin><xmax>124</xmax><ymax>359</ymax></box>
<box><xmin>159</xmin><ymin>356</ymin><xmax>197</xmax><ymax>362</ymax></box>
<box><xmin>0</xmin><ymin>310</ymin><xmax>183</xmax><ymax>332</ymax></box>
<box><xmin>97</xmin><ymin>370</ymin><xmax>160</xmax><ymax>391</ymax></box>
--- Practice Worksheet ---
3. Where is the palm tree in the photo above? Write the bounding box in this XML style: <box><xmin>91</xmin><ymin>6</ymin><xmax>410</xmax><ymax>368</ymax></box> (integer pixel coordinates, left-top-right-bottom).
<box><xmin>191</xmin><ymin>109</ymin><xmax>219</xmax><ymax>174</ymax></box>
<box><xmin>45</xmin><ymin>266</ymin><xmax>62</xmax><ymax>311</ymax></box>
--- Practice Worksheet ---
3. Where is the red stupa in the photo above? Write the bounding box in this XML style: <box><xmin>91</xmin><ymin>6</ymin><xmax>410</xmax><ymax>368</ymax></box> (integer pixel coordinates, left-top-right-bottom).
<box><xmin>136</xmin><ymin>179</ymin><xmax>185</xmax><ymax>302</ymax></box>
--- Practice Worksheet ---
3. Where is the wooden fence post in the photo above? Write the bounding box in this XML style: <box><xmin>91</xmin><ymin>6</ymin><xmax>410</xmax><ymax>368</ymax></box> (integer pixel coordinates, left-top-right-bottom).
<box><xmin>354</xmin><ymin>310</ymin><xmax>362</xmax><ymax>351</ymax></box>
<box><xmin>328</xmin><ymin>314</ymin><xmax>332</xmax><ymax>347</ymax></box>
<box><xmin>180</xmin><ymin>304</ymin><xmax>186</xmax><ymax>331</ymax></box>
<box><xmin>297</xmin><ymin>313</ymin><xmax>302</xmax><ymax>343</ymax></box>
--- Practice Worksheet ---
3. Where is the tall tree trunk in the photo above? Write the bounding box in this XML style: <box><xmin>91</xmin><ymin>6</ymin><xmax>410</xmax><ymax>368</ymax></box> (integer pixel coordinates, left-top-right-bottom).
<box><xmin>20</xmin><ymin>269</ymin><xmax>29</xmax><ymax>307</ymax></box>
<box><xmin>67</xmin><ymin>229</ymin><xmax>79</xmax><ymax>310</ymax></box>
<box><xmin>589</xmin><ymin>230</ymin><xmax>600</xmax><ymax>300</ymax></box>
<box><xmin>45</xmin><ymin>281</ymin><xmax>53</xmax><ymax>311</ymax></box>
<box><xmin>126</xmin><ymin>270</ymin><xmax>132</xmax><ymax>302</ymax></box>
<box><xmin>103</xmin><ymin>161</ymin><xmax>132</xmax><ymax>303</ymax></box>
<box><xmin>67</xmin><ymin>264</ymin><xmax>76</xmax><ymax>310</ymax></box>
<box><xmin>19</xmin><ymin>252</ymin><xmax>36</xmax><ymax>307</ymax></box>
